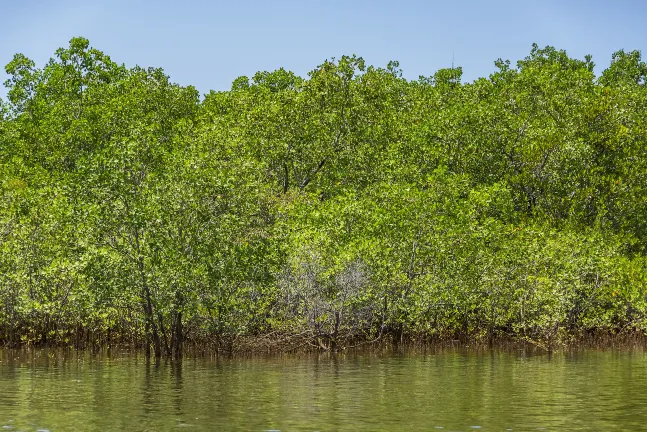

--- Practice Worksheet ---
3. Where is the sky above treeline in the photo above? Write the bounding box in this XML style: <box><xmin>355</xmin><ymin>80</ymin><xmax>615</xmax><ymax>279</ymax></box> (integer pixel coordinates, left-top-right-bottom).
<box><xmin>1</xmin><ymin>0</ymin><xmax>645</xmax><ymax>98</ymax></box>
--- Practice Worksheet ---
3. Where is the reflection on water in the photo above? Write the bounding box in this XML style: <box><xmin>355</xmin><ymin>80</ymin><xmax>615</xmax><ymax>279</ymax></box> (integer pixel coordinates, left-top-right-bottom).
<box><xmin>1</xmin><ymin>347</ymin><xmax>647</xmax><ymax>431</ymax></box>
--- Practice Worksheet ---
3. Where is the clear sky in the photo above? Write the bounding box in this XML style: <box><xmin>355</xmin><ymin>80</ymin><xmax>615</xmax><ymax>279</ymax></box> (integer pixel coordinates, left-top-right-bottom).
<box><xmin>1</xmin><ymin>0</ymin><xmax>645</xmax><ymax>97</ymax></box>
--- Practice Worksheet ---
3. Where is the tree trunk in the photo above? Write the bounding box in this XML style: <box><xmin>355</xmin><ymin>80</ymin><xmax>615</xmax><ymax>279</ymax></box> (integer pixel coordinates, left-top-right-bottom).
<box><xmin>172</xmin><ymin>311</ymin><xmax>183</xmax><ymax>359</ymax></box>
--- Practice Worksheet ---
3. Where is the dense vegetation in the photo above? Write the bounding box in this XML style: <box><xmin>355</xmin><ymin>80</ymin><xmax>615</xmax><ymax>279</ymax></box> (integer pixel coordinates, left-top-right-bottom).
<box><xmin>1</xmin><ymin>38</ymin><xmax>647</xmax><ymax>356</ymax></box>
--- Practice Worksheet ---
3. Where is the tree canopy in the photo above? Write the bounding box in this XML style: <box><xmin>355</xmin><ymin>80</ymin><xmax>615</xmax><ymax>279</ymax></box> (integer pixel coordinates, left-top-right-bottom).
<box><xmin>2</xmin><ymin>38</ymin><xmax>647</xmax><ymax>355</ymax></box>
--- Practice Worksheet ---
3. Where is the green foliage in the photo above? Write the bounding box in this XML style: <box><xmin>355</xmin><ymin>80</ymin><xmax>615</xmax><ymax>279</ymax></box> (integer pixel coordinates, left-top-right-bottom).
<box><xmin>1</xmin><ymin>38</ymin><xmax>647</xmax><ymax>354</ymax></box>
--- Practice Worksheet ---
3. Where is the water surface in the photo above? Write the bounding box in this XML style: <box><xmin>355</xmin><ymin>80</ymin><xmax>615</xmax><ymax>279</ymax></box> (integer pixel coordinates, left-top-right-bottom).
<box><xmin>1</xmin><ymin>347</ymin><xmax>646</xmax><ymax>431</ymax></box>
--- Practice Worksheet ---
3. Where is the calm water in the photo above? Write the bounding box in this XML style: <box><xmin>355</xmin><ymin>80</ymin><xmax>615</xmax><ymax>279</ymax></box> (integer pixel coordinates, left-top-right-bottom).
<box><xmin>1</xmin><ymin>347</ymin><xmax>646</xmax><ymax>431</ymax></box>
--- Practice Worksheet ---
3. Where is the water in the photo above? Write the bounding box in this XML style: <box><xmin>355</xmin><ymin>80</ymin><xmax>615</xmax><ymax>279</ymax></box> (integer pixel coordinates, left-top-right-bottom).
<box><xmin>1</xmin><ymin>348</ymin><xmax>646</xmax><ymax>431</ymax></box>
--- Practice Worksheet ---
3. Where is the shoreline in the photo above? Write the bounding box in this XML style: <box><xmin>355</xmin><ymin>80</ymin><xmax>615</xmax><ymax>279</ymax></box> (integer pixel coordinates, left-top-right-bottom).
<box><xmin>2</xmin><ymin>330</ymin><xmax>647</xmax><ymax>359</ymax></box>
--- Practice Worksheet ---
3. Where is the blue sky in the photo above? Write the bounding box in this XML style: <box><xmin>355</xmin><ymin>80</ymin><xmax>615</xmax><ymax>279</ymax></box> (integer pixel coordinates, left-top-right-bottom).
<box><xmin>1</xmin><ymin>0</ymin><xmax>645</xmax><ymax>97</ymax></box>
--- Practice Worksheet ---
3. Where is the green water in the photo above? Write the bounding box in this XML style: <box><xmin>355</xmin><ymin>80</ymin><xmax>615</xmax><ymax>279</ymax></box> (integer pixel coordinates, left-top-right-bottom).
<box><xmin>1</xmin><ymin>348</ymin><xmax>646</xmax><ymax>431</ymax></box>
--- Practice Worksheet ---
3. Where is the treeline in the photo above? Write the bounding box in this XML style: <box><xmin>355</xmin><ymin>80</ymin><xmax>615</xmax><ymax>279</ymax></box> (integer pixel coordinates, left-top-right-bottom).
<box><xmin>1</xmin><ymin>38</ymin><xmax>647</xmax><ymax>356</ymax></box>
